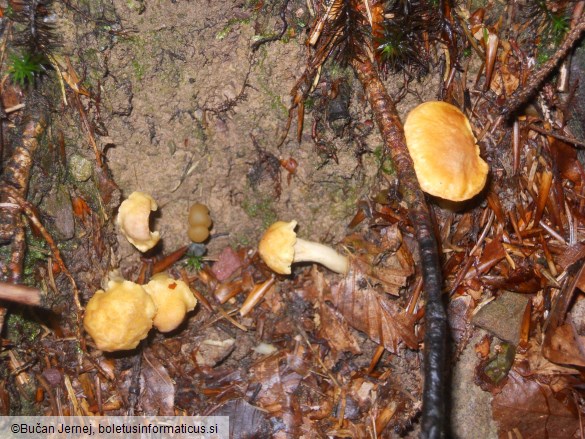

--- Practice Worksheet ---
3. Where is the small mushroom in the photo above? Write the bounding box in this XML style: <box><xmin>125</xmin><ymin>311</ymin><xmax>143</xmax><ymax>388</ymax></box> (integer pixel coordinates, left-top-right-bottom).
<box><xmin>83</xmin><ymin>280</ymin><xmax>156</xmax><ymax>352</ymax></box>
<box><xmin>187</xmin><ymin>203</ymin><xmax>212</xmax><ymax>243</ymax></box>
<box><xmin>117</xmin><ymin>191</ymin><xmax>160</xmax><ymax>252</ymax></box>
<box><xmin>143</xmin><ymin>273</ymin><xmax>197</xmax><ymax>332</ymax></box>
<box><xmin>258</xmin><ymin>220</ymin><xmax>349</xmax><ymax>275</ymax></box>
<box><xmin>403</xmin><ymin>101</ymin><xmax>489</xmax><ymax>202</ymax></box>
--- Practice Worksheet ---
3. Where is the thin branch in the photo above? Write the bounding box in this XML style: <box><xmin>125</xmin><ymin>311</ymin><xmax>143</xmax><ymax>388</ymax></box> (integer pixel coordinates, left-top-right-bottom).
<box><xmin>500</xmin><ymin>18</ymin><xmax>585</xmax><ymax>118</ymax></box>
<box><xmin>251</xmin><ymin>0</ymin><xmax>290</xmax><ymax>51</ymax></box>
<box><xmin>0</xmin><ymin>281</ymin><xmax>42</xmax><ymax>306</ymax></box>
<box><xmin>528</xmin><ymin>124</ymin><xmax>585</xmax><ymax>148</ymax></box>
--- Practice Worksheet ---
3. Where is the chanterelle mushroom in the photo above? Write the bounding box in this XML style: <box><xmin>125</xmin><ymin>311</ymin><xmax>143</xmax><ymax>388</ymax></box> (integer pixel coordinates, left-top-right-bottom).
<box><xmin>83</xmin><ymin>280</ymin><xmax>156</xmax><ymax>352</ymax></box>
<box><xmin>403</xmin><ymin>101</ymin><xmax>489</xmax><ymax>202</ymax></box>
<box><xmin>258</xmin><ymin>220</ymin><xmax>349</xmax><ymax>275</ymax></box>
<box><xmin>144</xmin><ymin>273</ymin><xmax>197</xmax><ymax>333</ymax></box>
<box><xmin>117</xmin><ymin>191</ymin><xmax>160</xmax><ymax>252</ymax></box>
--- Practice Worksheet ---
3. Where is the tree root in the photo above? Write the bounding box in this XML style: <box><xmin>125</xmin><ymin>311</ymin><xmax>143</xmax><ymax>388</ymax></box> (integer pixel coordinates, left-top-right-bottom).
<box><xmin>352</xmin><ymin>56</ymin><xmax>447</xmax><ymax>439</ymax></box>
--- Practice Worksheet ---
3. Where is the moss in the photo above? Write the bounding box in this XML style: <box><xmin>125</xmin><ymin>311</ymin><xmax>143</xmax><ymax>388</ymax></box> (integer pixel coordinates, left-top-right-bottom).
<box><xmin>131</xmin><ymin>59</ymin><xmax>145</xmax><ymax>81</ymax></box>
<box><xmin>5</xmin><ymin>313</ymin><xmax>42</xmax><ymax>345</ymax></box>
<box><xmin>373</xmin><ymin>146</ymin><xmax>395</xmax><ymax>175</ymax></box>
<box><xmin>22</xmin><ymin>234</ymin><xmax>50</xmax><ymax>281</ymax></box>
<box><xmin>216</xmin><ymin>17</ymin><xmax>251</xmax><ymax>41</ymax></box>
<box><xmin>232</xmin><ymin>233</ymin><xmax>251</xmax><ymax>247</ymax></box>
<box><xmin>242</xmin><ymin>194</ymin><xmax>277</xmax><ymax>229</ymax></box>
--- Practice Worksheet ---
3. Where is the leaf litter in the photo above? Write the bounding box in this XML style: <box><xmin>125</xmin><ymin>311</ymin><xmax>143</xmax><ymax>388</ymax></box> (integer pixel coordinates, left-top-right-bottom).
<box><xmin>0</xmin><ymin>0</ymin><xmax>585</xmax><ymax>438</ymax></box>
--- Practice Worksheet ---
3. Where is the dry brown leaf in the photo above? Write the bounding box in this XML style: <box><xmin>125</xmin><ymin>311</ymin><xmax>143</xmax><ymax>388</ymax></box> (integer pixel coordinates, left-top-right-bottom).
<box><xmin>543</xmin><ymin>263</ymin><xmax>585</xmax><ymax>367</ymax></box>
<box><xmin>317</xmin><ymin>303</ymin><xmax>361</xmax><ymax>356</ymax></box>
<box><xmin>492</xmin><ymin>370</ymin><xmax>579</xmax><ymax>439</ymax></box>
<box><xmin>330</xmin><ymin>266</ymin><xmax>418</xmax><ymax>352</ymax></box>
<box><xmin>140</xmin><ymin>350</ymin><xmax>175</xmax><ymax>416</ymax></box>
<box><xmin>543</xmin><ymin>323</ymin><xmax>585</xmax><ymax>367</ymax></box>
<box><xmin>209</xmin><ymin>399</ymin><xmax>271</xmax><ymax>439</ymax></box>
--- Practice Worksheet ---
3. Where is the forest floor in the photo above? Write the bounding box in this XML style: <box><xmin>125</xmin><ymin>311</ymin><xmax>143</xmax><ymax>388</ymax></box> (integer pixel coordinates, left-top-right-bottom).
<box><xmin>1</xmin><ymin>0</ymin><xmax>585</xmax><ymax>438</ymax></box>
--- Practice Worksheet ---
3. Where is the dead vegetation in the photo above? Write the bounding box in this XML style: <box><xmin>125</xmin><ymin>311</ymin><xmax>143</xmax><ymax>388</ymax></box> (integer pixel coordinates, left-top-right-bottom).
<box><xmin>0</xmin><ymin>0</ymin><xmax>585</xmax><ymax>438</ymax></box>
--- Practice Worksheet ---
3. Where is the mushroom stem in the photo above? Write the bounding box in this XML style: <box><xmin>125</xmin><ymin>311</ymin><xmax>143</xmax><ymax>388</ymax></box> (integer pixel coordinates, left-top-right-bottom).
<box><xmin>293</xmin><ymin>238</ymin><xmax>349</xmax><ymax>274</ymax></box>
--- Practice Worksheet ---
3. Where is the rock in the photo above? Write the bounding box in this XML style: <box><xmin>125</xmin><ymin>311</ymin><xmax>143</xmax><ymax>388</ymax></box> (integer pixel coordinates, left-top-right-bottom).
<box><xmin>472</xmin><ymin>291</ymin><xmax>529</xmax><ymax>345</ymax></box>
<box><xmin>42</xmin><ymin>185</ymin><xmax>75</xmax><ymax>240</ymax></box>
<box><xmin>211</xmin><ymin>247</ymin><xmax>242</xmax><ymax>281</ymax></box>
<box><xmin>68</xmin><ymin>154</ymin><xmax>93</xmax><ymax>182</ymax></box>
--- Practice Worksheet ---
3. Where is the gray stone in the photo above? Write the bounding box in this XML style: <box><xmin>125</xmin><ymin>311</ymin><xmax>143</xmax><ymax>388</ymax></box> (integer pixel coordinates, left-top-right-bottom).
<box><xmin>472</xmin><ymin>291</ymin><xmax>529</xmax><ymax>345</ymax></box>
<box><xmin>68</xmin><ymin>154</ymin><xmax>93</xmax><ymax>182</ymax></box>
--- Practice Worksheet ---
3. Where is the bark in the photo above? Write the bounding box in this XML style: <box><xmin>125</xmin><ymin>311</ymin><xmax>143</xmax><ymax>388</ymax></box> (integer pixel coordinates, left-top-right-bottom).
<box><xmin>352</xmin><ymin>56</ymin><xmax>447</xmax><ymax>439</ymax></box>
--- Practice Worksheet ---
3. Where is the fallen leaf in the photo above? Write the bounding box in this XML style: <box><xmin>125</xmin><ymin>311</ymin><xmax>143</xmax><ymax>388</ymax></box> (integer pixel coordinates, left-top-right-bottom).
<box><xmin>492</xmin><ymin>370</ymin><xmax>579</xmax><ymax>439</ymax></box>
<box><xmin>330</xmin><ymin>266</ymin><xmax>418</xmax><ymax>352</ymax></box>
<box><xmin>317</xmin><ymin>303</ymin><xmax>361</xmax><ymax>356</ymax></box>
<box><xmin>140</xmin><ymin>350</ymin><xmax>175</xmax><ymax>416</ymax></box>
<box><xmin>210</xmin><ymin>399</ymin><xmax>271</xmax><ymax>439</ymax></box>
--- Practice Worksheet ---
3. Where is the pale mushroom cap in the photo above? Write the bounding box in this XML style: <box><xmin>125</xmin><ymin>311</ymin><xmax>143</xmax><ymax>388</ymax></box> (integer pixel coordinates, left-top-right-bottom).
<box><xmin>143</xmin><ymin>273</ymin><xmax>197</xmax><ymax>332</ymax></box>
<box><xmin>404</xmin><ymin>101</ymin><xmax>489</xmax><ymax>202</ymax></box>
<box><xmin>258</xmin><ymin>220</ymin><xmax>297</xmax><ymax>275</ymax></box>
<box><xmin>83</xmin><ymin>280</ymin><xmax>156</xmax><ymax>352</ymax></box>
<box><xmin>116</xmin><ymin>191</ymin><xmax>161</xmax><ymax>252</ymax></box>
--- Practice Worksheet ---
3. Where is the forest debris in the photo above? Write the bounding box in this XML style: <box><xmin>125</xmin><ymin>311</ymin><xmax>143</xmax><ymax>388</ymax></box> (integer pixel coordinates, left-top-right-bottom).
<box><xmin>0</xmin><ymin>281</ymin><xmax>42</xmax><ymax>306</ymax></box>
<box><xmin>317</xmin><ymin>302</ymin><xmax>361</xmax><ymax>357</ymax></box>
<box><xmin>139</xmin><ymin>350</ymin><xmax>175</xmax><ymax>416</ymax></box>
<box><xmin>209</xmin><ymin>399</ymin><xmax>271</xmax><ymax>438</ymax></box>
<box><xmin>239</xmin><ymin>276</ymin><xmax>275</xmax><ymax>316</ymax></box>
<box><xmin>472</xmin><ymin>292</ymin><xmax>529</xmax><ymax>345</ymax></box>
<box><xmin>151</xmin><ymin>246</ymin><xmax>189</xmax><ymax>275</ymax></box>
<box><xmin>492</xmin><ymin>370</ymin><xmax>579</xmax><ymax>438</ymax></box>
<box><xmin>331</xmin><ymin>264</ymin><xmax>418</xmax><ymax>352</ymax></box>
<box><xmin>543</xmin><ymin>263</ymin><xmax>585</xmax><ymax>367</ymax></box>
<box><xmin>192</xmin><ymin>327</ymin><xmax>236</xmax><ymax>368</ymax></box>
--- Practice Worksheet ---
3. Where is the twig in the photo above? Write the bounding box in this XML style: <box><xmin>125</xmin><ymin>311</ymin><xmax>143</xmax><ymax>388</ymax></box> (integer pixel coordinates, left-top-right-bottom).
<box><xmin>0</xmin><ymin>281</ymin><xmax>42</xmax><ymax>306</ymax></box>
<box><xmin>500</xmin><ymin>18</ymin><xmax>585</xmax><ymax>119</ymax></box>
<box><xmin>3</xmin><ymin>186</ymin><xmax>84</xmax><ymax>322</ymax></box>
<box><xmin>251</xmin><ymin>0</ymin><xmax>290</xmax><ymax>51</ymax></box>
<box><xmin>528</xmin><ymin>124</ymin><xmax>585</xmax><ymax>148</ymax></box>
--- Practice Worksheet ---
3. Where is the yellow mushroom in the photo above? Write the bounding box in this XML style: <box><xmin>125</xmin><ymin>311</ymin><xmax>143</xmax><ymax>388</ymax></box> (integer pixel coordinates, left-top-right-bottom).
<box><xmin>116</xmin><ymin>191</ymin><xmax>160</xmax><ymax>252</ymax></box>
<box><xmin>258</xmin><ymin>220</ymin><xmax>349</xmax><ymax>275</ymax></box>
<box><xmin>187</xmin><ymin>203</ymin><xmax>212</xmax><ymax>243</ymax></box>
<box><xmin>83</xmin><ymin>280</ymin><xmax>156</xmax><ymax>352</ymax></box>
<box><xmin>143</xmin><ymin>273</ymin><xmax>197</xmax><ymax>332</ymax></box>
<box><xmin>403</xmin><ymin>101</ymin><xmax>489</xmax><ymax>202</ymax></box>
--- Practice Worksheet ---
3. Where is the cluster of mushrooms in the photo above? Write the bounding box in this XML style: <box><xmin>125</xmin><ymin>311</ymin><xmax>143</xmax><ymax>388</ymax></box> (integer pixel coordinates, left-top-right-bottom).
<box><xmin>83</xmin><ymin>192</ymin><xmax>203</xmax><ymax>352</ymax></box>
<box><xmin>83</xmin><ymin>101</ymin><xmax>488</xmax><ymax>352</ymax></box>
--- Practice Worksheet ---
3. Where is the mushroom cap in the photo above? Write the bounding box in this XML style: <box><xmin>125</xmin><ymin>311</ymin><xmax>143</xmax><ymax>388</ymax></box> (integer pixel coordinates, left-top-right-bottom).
<box><xmin>258</xmin><ymin>220</ymin><xmax>297</xmax><ymax>275</ymax></box>
<box><xmin>83</xmin><ymin>280</ymin><xmax>156</xmax><ymax>352</ymax></box>
<box><xmin>116</xmin><ymin>191</ymin><xmax>160</xmax><ymax>252</ymax></box>
<box><xmin>143</xmin><ymin>273</ymin><xmax>197</xmax><ymax>333</ymax></box>
<box><xmin>188</xmin><ymin>203</ymin><xmax>212</xmax><ymax>228</ymax></box>
<box><xmin>188</xmin><ymin>225</ymin><xmax>210</xmax><ymax>243</ymax></box>
<box><xmin>403</xmin><ymin>101</ymin><xmax>489</xmax><ymax>202</ymax></box>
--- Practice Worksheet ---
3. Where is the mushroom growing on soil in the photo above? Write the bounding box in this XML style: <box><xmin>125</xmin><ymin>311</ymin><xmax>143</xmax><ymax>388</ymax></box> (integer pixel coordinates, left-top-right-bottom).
<box><xmin>403</xmin><ymin>101</ymin><xmax>489</xmax><ymax>202</ymax></box>
<box><xmin>144</xmin><ymin>273</ymin><xmax>197</xmax><ymax>332</ymax></box>
<box><xmin>83</xmin><ymin>280</ymin><xmax>156</xmax><ymax>352</ymax></box>
<box><xmin>258</xmin><ymin>220</ymin><xmax>349</xmax><ymax>275</ymax></box>
<box><xmin>117</xmin><ymin>191</ymin><xmax>160</xmax><ymax>252</ymax></box>
<box><xmin>188</xmin><ymin>203</ymin><xmax>212</xmax><ymax>243</ymax></box>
